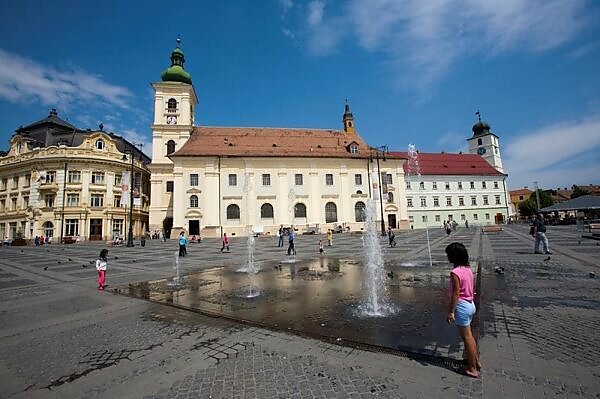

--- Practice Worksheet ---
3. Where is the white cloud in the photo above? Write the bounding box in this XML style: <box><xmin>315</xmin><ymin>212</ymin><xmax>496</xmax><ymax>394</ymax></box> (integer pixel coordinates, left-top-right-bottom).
<box><xmin>281</xmin><ymin>28</ymin><xmax>296</xmax><ymax>40</ymax></box>
<box><xmin>279</xmin><ymin>0</ymin><xmax>294</xmax><ymax>14</ymax></box>
<box><xmin>0</xmin><ymin>47</ymin><xmax>132</xmax><ymax>109</ymax></box>
<box><xmin>504</xmin><ymin>117</ymin><xmax>600</xmax><ymax>188</ymax></box>
<box><xmin>307</xmin><ymin>1</ymin><xmax>325</xmax><ymax>26</ymax></box>
<box><xmin>300</xmin><ymin>0</ymin><xmax>588</xmax><ymax>91</ymax></box>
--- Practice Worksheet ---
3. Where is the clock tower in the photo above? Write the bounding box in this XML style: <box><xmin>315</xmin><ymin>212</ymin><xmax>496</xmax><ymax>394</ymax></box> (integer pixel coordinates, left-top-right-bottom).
<box><xmin>467</xmin><ymin>113</ymin><xmax>504</xmax><ymax>173</ymax></box>
<box><xmin>148</xmin><ymin>38</ymin><xmax>198</xmax><ymax>234</ymax></box>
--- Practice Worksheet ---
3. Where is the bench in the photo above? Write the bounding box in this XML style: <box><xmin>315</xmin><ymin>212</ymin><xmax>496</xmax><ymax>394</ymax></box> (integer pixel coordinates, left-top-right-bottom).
<box><xmin>482</xmin><ymin>226</ymin><xmax>503</xmax><ymax>234</ymax></box>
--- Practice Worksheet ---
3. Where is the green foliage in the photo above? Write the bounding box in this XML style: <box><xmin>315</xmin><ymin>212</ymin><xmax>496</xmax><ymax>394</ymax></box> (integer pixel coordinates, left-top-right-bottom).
<box><xmin>518</xmin><ymin>190</ymin><xmax>554</xmax><ymax>216</ymax></box>
<box><xmin>571</xmin><ymin>186</ymin><xmax>590</xmax><ymax>199</ymax></box>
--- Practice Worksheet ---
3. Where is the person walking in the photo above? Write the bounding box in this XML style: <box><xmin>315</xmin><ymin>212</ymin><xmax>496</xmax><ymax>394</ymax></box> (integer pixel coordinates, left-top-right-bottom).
<box><xmin>96</xmin><ymin>248</ymin><xmax>109</xmax><ymax>291</ymax></box>
<box><xmin>221</xmin><ymin>233</ymin><xmax>230</xmax><ymax>253</ymax></box>
<box><xmin>446</xmin><ymin>221</ymin><xmax>452</xmax><ymax>236</ymax></box>
<box><xmin>318</xmin><ymin>239</ymin><xmax>324</xmax><ymax>254</ymax></box>
<box><xmin>387</xmin><ymin>227</ymin><xmax>396</xmax><ymax>247</ymax></box>
<box><xmin>327</xmin><ymin>229</ymin><xmax>333</xmax><ymax>247</ymax></box>
<box><xmin>277</xmin><ymin>225</ymin><xmax>284</xmax><ymax>247</ymax></box>
<box><xmin>532</xmin><ymin>214</ymin><xmax>550</xmax><ymax>254</ymax></box>
<box><xmin>178</xmin><ymin>231</ymin><xmax>187</xmax><ymax>257</ymax></box>
<box><xmin>287</xmin><ymin>228</ymin><xmax>296</xmax><ymax>256</ymax></box>
<box><xmin>445</xmin><ymin>242</ymin><xmax>480</xmax><ymax>378</ymax></box>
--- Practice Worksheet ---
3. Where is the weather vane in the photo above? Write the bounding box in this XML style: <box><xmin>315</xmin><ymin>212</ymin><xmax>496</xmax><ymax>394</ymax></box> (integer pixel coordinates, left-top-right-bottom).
<box><xmin>475</xmin><ymin>110</ymin><xmax>481</xmax><ymax>122</ymax></box>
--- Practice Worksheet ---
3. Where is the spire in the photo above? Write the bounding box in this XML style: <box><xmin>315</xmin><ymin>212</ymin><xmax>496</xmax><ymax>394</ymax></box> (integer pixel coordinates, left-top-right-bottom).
<box><xmin>343</xmin><ymin>99</ymin><xmax>355</xmax><ymax>133</ymax></box>
<box><xmin>161</xmin><ymin>36</ymin><xmax>192</xmax><ymax>84</ymax></box>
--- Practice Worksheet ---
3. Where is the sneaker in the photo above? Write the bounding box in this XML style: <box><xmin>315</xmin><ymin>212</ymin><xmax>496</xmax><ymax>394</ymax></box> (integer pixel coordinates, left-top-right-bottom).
<box><xmin>545</xmin><ymin>251</ymin><xmax>552</xmax><ymax>255</ymax></box>
<box><xmin>534</xmin><ymin>251</ymin><xmax>543</xmax><ymax>254</ymax></box>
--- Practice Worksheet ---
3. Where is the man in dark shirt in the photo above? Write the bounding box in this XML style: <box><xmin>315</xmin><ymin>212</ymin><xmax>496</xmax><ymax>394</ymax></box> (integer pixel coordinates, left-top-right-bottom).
<box><xmin>532</xmin><ymin>214</ymin><xmax>550</xmax><ymax>254</ymax></box>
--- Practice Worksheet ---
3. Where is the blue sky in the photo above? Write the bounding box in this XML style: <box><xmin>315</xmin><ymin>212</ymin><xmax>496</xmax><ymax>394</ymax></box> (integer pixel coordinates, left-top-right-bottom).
<box><xmin>0</xmin><ymin>0</ymin><xmax>598</xmax><ymax>190</ymax></box>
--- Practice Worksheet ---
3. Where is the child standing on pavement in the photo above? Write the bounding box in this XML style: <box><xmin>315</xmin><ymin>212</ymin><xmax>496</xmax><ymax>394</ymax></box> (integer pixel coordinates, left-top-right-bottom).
<box><xmin>221</xmin><ymin>233</ymin><xmax>230</xmax><ymax>253</ymax></box>
<box><xmin>96</xmin><ymin>249</ymin><xmax>108</xmax><ymax>291</ymax></box>
<box><xmin>445</xmin><ymin>242</ymin><xmax>480</xmax><ymax>378</ymax></box>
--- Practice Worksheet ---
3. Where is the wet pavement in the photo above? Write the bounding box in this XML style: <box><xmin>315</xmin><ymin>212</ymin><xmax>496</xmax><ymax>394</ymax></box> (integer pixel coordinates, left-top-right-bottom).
<box><xmin>0</xmin><ymin>224</ymin><xmax>598</xmax><ymax>398</ymax></box>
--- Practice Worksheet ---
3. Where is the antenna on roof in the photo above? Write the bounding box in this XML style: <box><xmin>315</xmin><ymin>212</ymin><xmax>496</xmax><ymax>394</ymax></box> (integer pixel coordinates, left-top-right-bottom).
<box><xmin>475</xmin><ymin>110</ymin><xmax>481</xmax><ymax>122</ymax></box>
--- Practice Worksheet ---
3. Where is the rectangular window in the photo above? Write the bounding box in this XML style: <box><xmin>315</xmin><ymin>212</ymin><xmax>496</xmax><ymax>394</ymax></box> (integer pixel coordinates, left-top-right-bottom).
<box><xmin>262</xmin><ymin>174</ymin><xmax>271</xmax><ymax>186</ymax></box>
<box><xmin>435</xmin><ymin>215</ymin><xmax>441</xmax><ymax>222</ymax></box>
<box><xmin>471</xmin><ymin>196</ymin><xmax>477</xmax><ymax>206</ymax></box>
<box><xmin>46</xmin><ymin>171</ymin><xmax>56</xmax><ymax>183</ymax></box>
<box><xmin>495</xmin><ymin>195</ymin><xmax>501</xmax><ymax>205</ymax></box>
<box><xmin>382</xmin><ymin>173</ymin><xmax>393</xmax><ymax>185</ymax></box>
<box><xmin>461</xmin><ymin>214</ymin><xmax>466</xmax><ymax>220</ymax></box>
<box><xmin>483</xmin><ymin>196</ymin><xmax>489</xmax><ymax>205</ymax></box>
<box><xmin>190</xmin><ymin>173</ymin><xmax>199</xmax><ymax>186</ymax></box>
<box><xmin>473</xmin><ymin>214</ymin><xmax>479</xmax><ymax>221</ymax></box>
<box><xmin>24</xmin><ymin>174</ymin><xmax>31</xmax><ymax>187</ymax></box>
<box><xmin>482</xmin><ymin>181</ymin><xmax>487</xmax><ymax>189</ymax></box>
<box><xmin>91</xmin><ymin>172</ymin><xmax>105</xmax><ymax>184</ymax></box>
<box><xmin>90</xmin><ymin>194</ymin><xmax>103</xmax><ymax>207</ymax></box>
<box><xmin>409</xmin><ymin>215</ymin><xmax>414</xmax><ymax>223</ymax></box>
<box><xmin>0</xmin><ymin>199</ymin><xmax>4</xmax><ymax>210</ymax></box>
<box><xmin>67</xmin><ymin>171</ymin><xmax>81</xmax><ymax>183</ymax></box>
<box><xmin>11</xmin><ymin>198</ymin><xmax>17</xmax><ymax>210</ymax></box>
<box><xmin>1</xmin><ymin>178</ymin><xmax>6</xmax><ymax>190</ymax></box>
<box><xmin>325</xmin><ymin>174</ymin><xmax>334</xmax><ymax>186</ymax></box>
<box><xmin>445</xmin><ymin>182</ymin><xmax>450</xmax><ymax>190</ymax></box>
<box><xmin>228</xmin><ymin>174</ymin><xmax>237</xmax><ymax>186</ymax></box>
<box><xmin>65</xmin><ymin>219</ymin><xmax>79</xmax><ymax>236</ymax></box>
<box><xmin>45</xmin><ymin>194</ymin><xmax>54</xmax><ymax>208</ymax></box>
<box><xmin>420</xmin><ymin>197</ymin><xmax>427</xmax><ymax>207</ymax></box>
<box><xmin>112</xmin><ymin>219</ymin><xmax>124</xmax><ymax>235</ymax></box>
<box><xmin>67</xmin><ymin>193</ymin><xmax>80</xmax><ymax>207</ymax></box>
<box><xmin>114</xmin><ymin>174</ymin><xmax>122</xmax><ymax>186</ymax></box>
<box><xmin>166</xmin><ymin>181</ymin><xmax>174</xmax><ymax>192</ymax></box>
<box><xmin>354</xmin><ymin>174</ymin><xmax>362</xmax><ymax>186</ymax></box>
<box><xmin>407</xmin><ymin>198</ymin><xmax>413</xmax><ymax>207</ymax></box>
<box><xmin>406</xmin><ymin>181</ymin><xmax>411</xmax><ymax>190</ymax></box>
<box><xmin>459</xmin><ymin>197</ymin><xmax>465</xmax><ymax>206</ymax></box>
<box><xmin>23</xmin><ymin>196</ymin><xmax>29</xmax><ymax>208</ymax></box>
<box><xmin>433</xmin><ymin>197</ymin><xmax>440</xmax><ymax>207</ymax></box>
<box><xmin>470</xmin><ymin>181</ymin><xmax>475</xmax><ymax>189</ymax></box>
<box><xmin>485</xmin><ymin>213</ymin><xmax>490</xmax><ymax>220</ymax></box>
<box><xmin>432</xmin><ymin>182</ymin><xmax>437</xmax><ymax>190</ymax></box>
<box><xmin>114</xmin><ymin>195</ymin><xmax>121</xmax><ymax>207</ymax></box>
<box><xmin>419</xmin><ymin>181</ymin><xmax>425</xmax><ymax>190</ymax></box>
<box><xmin>446</xmin><ymin>197</ymin><xmax>452</xmax><ymax>206</ymax></box>
<box><xmin>422</xmin><ymin>215</ymin><xmax>428</xmax><ymax>223</ymax></box>
<box><xmin>12</xmin><ymin>177</ymin><xmax>19</xmax><ymax>189</ymax></box>
<box><xmin>494</xmin><ymin>181</ymin><xmax>499</xmax><ymax>189</ymax></box>
<box><xmin>458</xmin><ymin>182</ymin><xmax>463</xmax><ymax>190</ymax></box>
<box><xmin>295</xmin><ymin>174</ymin><xmax>304</xmax><ymax>186</ymax></box>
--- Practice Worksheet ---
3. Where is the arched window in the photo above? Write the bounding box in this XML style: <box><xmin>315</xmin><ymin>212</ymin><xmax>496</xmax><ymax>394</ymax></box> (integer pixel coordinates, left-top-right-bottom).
<box><xmin>167</xmin><ymin>98</ymin><xmax>177</xmax><ymax>111</ymax></box>
<box><xmin>190</xmin><ymin>195</ymin><xmax>198</xmax><ymax>208</ymax></box>
<box><xmin>166</xmin><ymin>140</ymin><xmax>176</xmax><ymax>155</ymax></box>
<box><xmin>325</xmin><ymin>202</ymin><xmax>337</xmax><ymax>223</ymax></box>
<box><xmin>227</xmin><ymin>204</ymin><xmax>240</xmax><ymax>220</ymax></box>
<box><xmin>294</xmin><ymin>203</ymin><xmax>306</xmax><ymax>218</ymax></box>
<box><xmin>477</xmin><ymin>138</ymin><xmax>482</xmax><ymax>145</ymax></box>
<box><xmin>355</xmin><ymin>202</ymin><xmax>366</xmax><ymax>222</ymax></box>
<box><xmin>95</xmin><ymin>139</ymin><xmax>105</xmax><ymax>150</ymax></box>
<box><xmin>42</xmin><ymin>221</ymin><xmax>54</xmax><ymax>237</ymax></box>
<box><xmin>387</xmin><ymin>192</ymin><xmax>394</xmax><ymax>203</ymax></box>
<box><xmin>261</xmin><ymin>203</ymin><xmax>274</xmax><ymax>218</ymax></box>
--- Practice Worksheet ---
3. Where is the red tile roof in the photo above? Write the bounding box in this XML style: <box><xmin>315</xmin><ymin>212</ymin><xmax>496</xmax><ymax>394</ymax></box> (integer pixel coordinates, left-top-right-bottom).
<box><xmin>509</xmin><ymin>188</ymin><xmax>533</xmax><ymax>196</ymax></box>
<box><xmin>172</xmin><ymin>126</ymin><xmax>405</xmax><ymax>160</ymax></box>
<box><xmin>390</xmin><ymin>152</ymin><xmax>504</xmax><ymax>176</ymax></box>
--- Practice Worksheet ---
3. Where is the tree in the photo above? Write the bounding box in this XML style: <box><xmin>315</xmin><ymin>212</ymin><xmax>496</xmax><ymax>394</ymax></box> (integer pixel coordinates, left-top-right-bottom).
<box><xmin>518</xmin><ymin>190</ymin><xmax>554</xmax><ymax>217</ymax></box>
<box><xmin>571</xmin><ymin>186</ymin><xmax>590</xmax><ymax>199</ymax></box>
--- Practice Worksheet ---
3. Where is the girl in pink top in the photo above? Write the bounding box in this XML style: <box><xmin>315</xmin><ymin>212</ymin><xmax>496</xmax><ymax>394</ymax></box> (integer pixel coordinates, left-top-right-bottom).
<box><xmin>445</xmin><ymin>242</ymin><xmax>480</xmax><ymax>378</ymax></box>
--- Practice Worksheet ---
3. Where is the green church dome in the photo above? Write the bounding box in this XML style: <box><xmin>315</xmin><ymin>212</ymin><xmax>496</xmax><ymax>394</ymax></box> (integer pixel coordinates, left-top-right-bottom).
<box><xmin>161</xmin><ymin>39</ymin><xmax>192</xmax><ymax>85</ymax></box>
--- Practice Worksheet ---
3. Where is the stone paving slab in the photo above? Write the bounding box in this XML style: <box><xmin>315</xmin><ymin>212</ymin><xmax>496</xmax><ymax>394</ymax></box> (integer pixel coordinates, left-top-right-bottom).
<box><xmin>0</xmin><ymin>225</ymin><xmax>598</xmax><ymax>398</ymax></box>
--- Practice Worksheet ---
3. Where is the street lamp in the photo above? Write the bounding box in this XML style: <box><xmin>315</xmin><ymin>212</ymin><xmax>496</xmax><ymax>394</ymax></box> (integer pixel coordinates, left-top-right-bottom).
<box><xmin>370</xmin><ymin>145</ymin><xmax>389</xmax><ymax>236</ymax></box>
<box><xmin>122</xmin><ymin>152</ymin><xmax>135</xmax><ymax>247</ymax></box>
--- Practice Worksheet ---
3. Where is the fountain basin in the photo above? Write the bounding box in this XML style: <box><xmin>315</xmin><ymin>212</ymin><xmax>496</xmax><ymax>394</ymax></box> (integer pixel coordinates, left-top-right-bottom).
<box><xmin>116</xmin><ymin>257</ymin><xmax>472</xmax><ymax>360</ymax></box>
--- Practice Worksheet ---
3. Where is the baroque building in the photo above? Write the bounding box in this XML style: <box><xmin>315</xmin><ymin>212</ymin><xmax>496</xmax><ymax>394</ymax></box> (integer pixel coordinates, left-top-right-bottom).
<box><xmin>0</xmin><ymin>109</ymin><xmax>150</xmax><ymax>242</ymax></box>
<box><xmin>148</xmin><ymin>43</ymin><xmax>408</xmax><ymax>237</ymax></box>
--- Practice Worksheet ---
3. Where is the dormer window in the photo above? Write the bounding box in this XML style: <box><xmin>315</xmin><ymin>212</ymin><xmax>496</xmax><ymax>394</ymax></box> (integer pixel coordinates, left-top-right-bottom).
<box><xmin>348</xmin><ymin>142</ymin><xmax>359</xmax><ymax>154</ymax></box>
<box><xmin>95</xmin><ymin>139</ymin><xmax>105</xmax><ymax>150</ymax></box>
<box><xmin>16</xmin><ymin>143</ymin><xmax>22</xmax><ymax>154</ymax></box>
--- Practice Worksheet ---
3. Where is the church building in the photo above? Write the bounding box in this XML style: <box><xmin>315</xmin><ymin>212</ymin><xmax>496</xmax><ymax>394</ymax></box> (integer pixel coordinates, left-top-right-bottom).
<box><xmin>148</xmin><ymin>42</ymin><xmax>409</xmax><ymax>238</ymax></box>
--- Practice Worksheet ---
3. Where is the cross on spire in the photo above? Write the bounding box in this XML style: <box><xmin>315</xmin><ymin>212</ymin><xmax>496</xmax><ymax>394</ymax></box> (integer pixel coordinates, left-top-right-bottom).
<box><xmin>475</xmin><ymin>110</ymin><xmax>482</xmax><ymax>122</ymax></box>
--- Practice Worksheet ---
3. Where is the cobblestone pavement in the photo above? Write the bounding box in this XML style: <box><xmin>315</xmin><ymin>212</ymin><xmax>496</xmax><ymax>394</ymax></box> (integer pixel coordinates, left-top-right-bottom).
<box><xmin>0</xmin><ymin>225</ymin><xmax>598</xmax><ymax>398</ymax></box>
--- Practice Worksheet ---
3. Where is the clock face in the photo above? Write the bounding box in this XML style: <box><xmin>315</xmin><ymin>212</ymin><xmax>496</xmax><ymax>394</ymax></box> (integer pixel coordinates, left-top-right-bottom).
<box><xmin>166</xmin><ymin>115</ymin><xmax>177</xmax><ymax>125</ymax></box>
<box><xmin>477</xmin><ymin>147</ymin><xmax>486</xmax><ymax>155</ymax></box>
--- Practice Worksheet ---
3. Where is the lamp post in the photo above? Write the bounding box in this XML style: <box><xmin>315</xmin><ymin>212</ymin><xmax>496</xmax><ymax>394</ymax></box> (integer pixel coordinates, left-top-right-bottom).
<box><xmin>533</xmin><ymin>181</ymin><xmax>541</xmax><ymax>214</ymax></box>
<box><xmin>123</xmin><ymin>152</ymin><xmax>135</xmax><ymax>247</ymax></box>
<box><xmin>370</xmin><ymin>145</ymin><xmax>388</xmax><ymax>236</ymax></box>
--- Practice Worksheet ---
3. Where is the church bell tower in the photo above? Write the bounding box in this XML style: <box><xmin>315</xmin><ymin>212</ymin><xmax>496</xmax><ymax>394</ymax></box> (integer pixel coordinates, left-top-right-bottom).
<box><xmin>467</xmin><ymin>111</ymin><xmax>504</xmax><ymax>173</ymax></box>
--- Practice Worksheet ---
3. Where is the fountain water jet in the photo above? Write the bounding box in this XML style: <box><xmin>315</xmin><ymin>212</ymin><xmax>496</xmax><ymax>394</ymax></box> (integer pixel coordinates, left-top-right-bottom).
<box><xmin>406</xmin><ymin>144</ymin><xmax>432</xmax><ymax>267</ymax></box>
<box><xmin>167</xmin><ymin>251</ymin><xmax>182</xmax><ymax>287</ymax></box>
